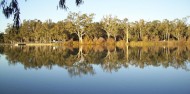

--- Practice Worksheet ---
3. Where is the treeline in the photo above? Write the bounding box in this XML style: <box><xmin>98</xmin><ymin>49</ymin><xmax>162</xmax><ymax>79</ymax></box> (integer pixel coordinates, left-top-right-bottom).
<box><xmin>1</xmin><ymin>46</ymin><xmax>190</xmax><ymax>76</ymax></box>
<box><xmin>1</xmin><ymin>12</ymin><xmax>190</xmax><ymax>44</ymax></box>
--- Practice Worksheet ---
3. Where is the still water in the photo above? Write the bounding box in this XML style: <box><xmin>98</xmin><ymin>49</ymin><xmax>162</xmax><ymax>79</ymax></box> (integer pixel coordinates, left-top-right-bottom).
<box><xmin>0</xmin><ymin>45</ymin><xmax>190</xmax><ymax>94</ymax></box>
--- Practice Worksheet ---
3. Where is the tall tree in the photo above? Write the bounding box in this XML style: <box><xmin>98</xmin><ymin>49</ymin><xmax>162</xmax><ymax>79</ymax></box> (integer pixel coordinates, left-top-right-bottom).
<box><xmin>19</xmin><ymin>20</ymin><xmax>31</xmax><ymax>42</ymax></box>
<box><xmin>172</xmin><ymin>19</ymin><xmax>187</xmax><ymax>41</ymax></box>
<box><xmin>85</xmin><ymin>22</ymin><xmax>106</xmax><ymax>39</ymax></box>
<box><xmin>138</xmin><ymin>19</ymin><xmax>145</xmax><ymax>41</ymax></box>
<box><xmin>119</xmin><ymin>18</ymin><xmax>129</xmax><ymax>43</ymax></box>
<box><xmin>4</xmin><ymin>24</ymin><xmax>18</xmax><ymax>43</ymax></box>
<box><xmin>161</xmin><ymin>19</ymin><xmax>173</xmax><ymax>41</ymax></box>
<box><xmin>66</xmin><ymin>12</ymin><xmax>94</xmax><ymax>44</ymax></box>
<box><xmin>101</xmin><ymin>15</ymin><xmax>120</xmax><ymax>40</ymax></box>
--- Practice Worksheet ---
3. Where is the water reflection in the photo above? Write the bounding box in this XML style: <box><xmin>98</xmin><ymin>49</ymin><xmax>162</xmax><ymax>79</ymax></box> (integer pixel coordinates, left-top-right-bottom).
<box><xmin>0</xmin><ymin>45</ymin><xmax>190</xmax><ymax>76</ymax></box>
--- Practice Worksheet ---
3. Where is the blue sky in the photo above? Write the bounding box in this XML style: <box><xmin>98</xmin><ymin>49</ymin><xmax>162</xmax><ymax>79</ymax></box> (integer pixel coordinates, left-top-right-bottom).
<box><xmin>0</xmin><ymin>0</ymin><xmax>190</xmax><ymax>32</ymax></box>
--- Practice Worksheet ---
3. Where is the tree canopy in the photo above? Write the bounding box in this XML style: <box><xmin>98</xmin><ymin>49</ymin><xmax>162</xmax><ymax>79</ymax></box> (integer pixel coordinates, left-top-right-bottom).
<box><xmin>2</xmin><ymin>12</ymin><xmax>190</xmax><ymax>44</ymax></box>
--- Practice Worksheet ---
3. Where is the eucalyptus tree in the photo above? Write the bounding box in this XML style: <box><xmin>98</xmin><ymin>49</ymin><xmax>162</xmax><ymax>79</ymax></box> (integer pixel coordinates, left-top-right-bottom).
<box><xmin>40</xmin><ymin>19</ymin><xmax>54</xmax><ymax>43</ymax></box>
<box><xmin>149</xmin><ymin>20</ymin><xmax>161</xmax><ymax>41</ymax></box>
<box><xmin>60</xmin><ymin>21</ymin><xmax>71</xmax><ymax>42</ymax></box>
<box><xmin>30</xmin><ymin>20</ymin><xmax>43</xmax><ymax>43</ymax></box>
<box><xmin>143</xmin><ymin>21</ymin><xmax>152</xmax><ymax>41</ymax></box>
<box><xmin>85</xmin><ymin>22</ymin><xmax>106</xmax><ymax>39</ymax></box>
<box><xmin>119</xmin><ymin>18</ymin><xmax>130</xmax><ymax>43</ymax></box>
<box><xmin>130</xmin><ymin>22</ymin><xmax>139</xmax><ymax>41</ymax></box>
<box><xmin>132</xmin><ymin>19</ymin><xmax>146</xmax><ymax>41</ymax></box>
<box><xmin>160</xmin><ymin>19</ymin><xmax>176</xmax><ymax>41</ymax></box>
<box><xmin>182</xmin><ymin>17</ymin><xmax>190</xmax><ymax>40</ymax></box>
<box><xmin>101</xmin><ymin>15</ymin><xmax>120</xmax><ymax>41</ymax></box>
<box><xmin>139</xmin><ymin>19</ymin><xmax>145</xmax><ymax>40</ymax></box>
<box><xmin>4</xmin><ymin>24</ymin><xmax>18</xmax><ymax>43</ymax></box>
<box><xmin>19</xmin><ymin>20</ymin><xmax>31</xmax><ymax>42</ymax></box>
<box><xmin>172</xmin><ymin>19</ymin><xmax>187</xmax><ymax>41</ymax></box>
<box><xmin>50</xmin><ymin>21</ymin><xmax>69</xmax><ymax>42</ymax></box>
<box><xmin>66</xmin><ymin>12</ymin><xmax>95</xmax><ymax>44</ymax></box>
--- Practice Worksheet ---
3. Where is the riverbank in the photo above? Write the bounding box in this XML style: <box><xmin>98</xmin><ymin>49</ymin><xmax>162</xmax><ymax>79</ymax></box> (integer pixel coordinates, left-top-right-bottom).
<box><xmin>128</xmin><ymin>41</ymin><xmax>189</xmax><ymax>47</ymax></box>
<box><xmin>0</xmin><ymin>43</ymin><xmax>54</xmax><ymax>46</ymax></box>
<box><xmin>1</xmin><ymin>40</ymin><xmax>190</xmax><ymax>47</ymax></box>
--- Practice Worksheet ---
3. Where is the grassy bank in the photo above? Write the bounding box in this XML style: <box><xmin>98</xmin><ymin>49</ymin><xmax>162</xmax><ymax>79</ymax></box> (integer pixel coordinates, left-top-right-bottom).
<box><xmin>2</xmin><ymin>40</ymin><xmax>190</xmax><ymax>48</ymax></box>
<box><xmin>26</xmin><ymin>43</ymin><xmax>53</xmax><ymax>46</ymax></box>
<box><xmin>128</xmin><ymin>41</ymin><xmax>189</xmax><ymax>47</ymax></box>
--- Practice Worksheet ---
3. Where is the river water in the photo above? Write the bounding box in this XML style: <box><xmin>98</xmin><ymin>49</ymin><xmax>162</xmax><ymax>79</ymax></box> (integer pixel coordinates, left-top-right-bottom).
<box><xmin>0</xmin><ymin>45</ymin><xmax>190</xmax><ymax>94</ymax></box>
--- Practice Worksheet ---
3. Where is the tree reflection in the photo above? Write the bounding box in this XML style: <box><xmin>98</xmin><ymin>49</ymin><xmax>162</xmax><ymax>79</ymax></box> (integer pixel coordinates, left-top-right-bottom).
<box><xmin>0</xmin><ymin>45</ymin><xmax>190</xmax><ymax>77</ymax></box>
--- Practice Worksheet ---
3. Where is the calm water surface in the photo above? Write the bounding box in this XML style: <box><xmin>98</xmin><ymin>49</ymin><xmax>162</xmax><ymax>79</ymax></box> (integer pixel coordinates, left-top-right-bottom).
<box><xmin>0</xmin><ymin>45</ymin><xmax>190</xmax><ymax>94</ymax></box>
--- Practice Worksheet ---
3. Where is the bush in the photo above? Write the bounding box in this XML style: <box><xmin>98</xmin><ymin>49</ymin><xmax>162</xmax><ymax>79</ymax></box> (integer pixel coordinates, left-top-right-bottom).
<box><xmin>116</xmin><ymin>40</ymin><xmax>126</xmax><ymax>49</ymax></box>
<box><xmin>95</xmin><ymin>37</ymin><xmax>105</xmax><ymax>45</ymax></box>
<box><xmin>106</xmin><ymin>38</ymin><xmax>115</xmax><ymax>45</ymax></box>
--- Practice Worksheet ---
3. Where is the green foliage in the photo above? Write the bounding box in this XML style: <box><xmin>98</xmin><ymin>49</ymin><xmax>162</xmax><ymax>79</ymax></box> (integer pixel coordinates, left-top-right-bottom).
<box><xmin>101</xmin><ymin>15</ymin><xmax>120</xmax><ymax>40</ymax></box>
<box><xmin>66</xmin><ymin>12</ymin><xmax>95</xmax><ymax>44</ymax></box>
<box><xmin>2</xmin><ymin>13</ymin><xmax>190</xmax><ymax>44</ymax></box>
<box><xmin>0</xmin><ymin>33</ymin><xmax>4</xmax><ymax>43</ymax></box>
